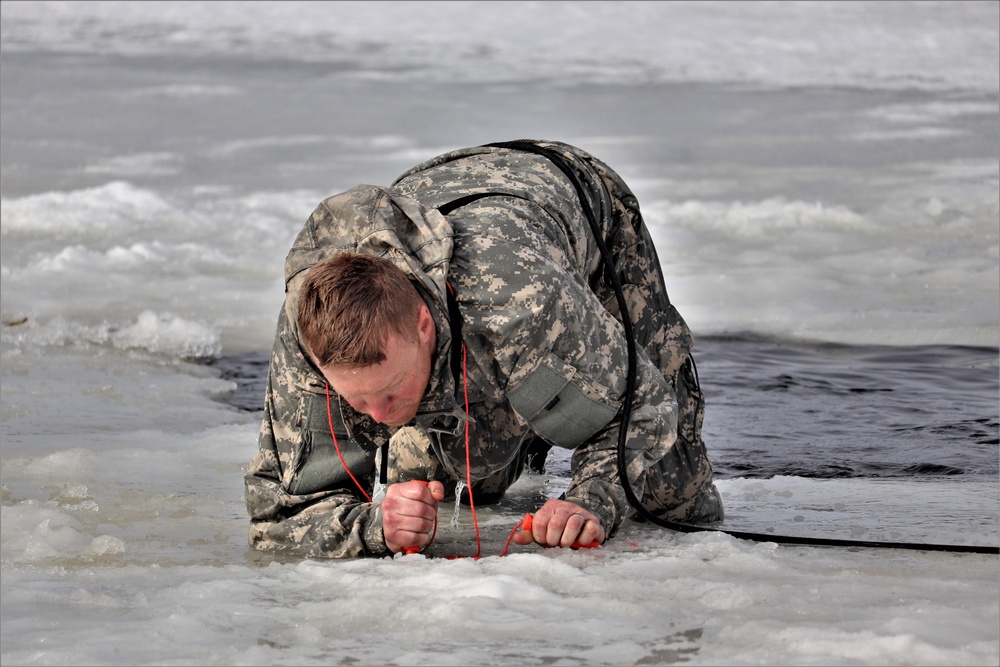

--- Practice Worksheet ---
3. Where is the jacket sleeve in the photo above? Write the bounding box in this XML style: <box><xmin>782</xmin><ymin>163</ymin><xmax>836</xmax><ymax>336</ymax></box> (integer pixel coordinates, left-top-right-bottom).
<box><xmin>502</xmin><ymin>277</ymin><xmax>682</xmax><ymax>538</ymax></box>
<box><xmin>243</xmin><ymin>306</ymin><xmax>391</xmax><ymax>558</ymax></box>
<box><xmin>445</xmin><ymin>196</ymin><xmax>690</xmax><ymax>539</ymax></box>
<box><xmin>560</xmin><ymin>354</ymin><xmax>682</xmax><ymax>537</ymax></box>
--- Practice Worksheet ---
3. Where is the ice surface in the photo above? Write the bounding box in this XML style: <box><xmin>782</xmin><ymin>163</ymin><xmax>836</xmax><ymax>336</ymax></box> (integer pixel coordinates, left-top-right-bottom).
<box><xmin>2</xmin><ymin>2</ymin><xmax>997</xmax><ymax>665</ymax></box>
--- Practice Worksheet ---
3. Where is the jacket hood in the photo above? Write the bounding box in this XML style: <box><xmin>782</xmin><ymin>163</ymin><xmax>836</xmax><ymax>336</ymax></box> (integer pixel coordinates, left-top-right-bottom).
<box><xmin>283</xmin><ymin>184</ymin><xmax>455</xmax><ymax>336</ymax></box>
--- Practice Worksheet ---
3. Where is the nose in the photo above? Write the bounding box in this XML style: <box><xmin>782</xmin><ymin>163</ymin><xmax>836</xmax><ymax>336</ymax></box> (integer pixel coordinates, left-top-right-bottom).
<box><xmin>365</xmin><ymin>397</ymin><xmax>393</xmax><ymax>424</ymax></box>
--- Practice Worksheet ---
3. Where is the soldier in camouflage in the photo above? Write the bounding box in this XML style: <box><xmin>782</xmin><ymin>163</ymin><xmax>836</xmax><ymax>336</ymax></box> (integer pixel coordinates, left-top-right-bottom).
<box><xmin>244</xmin><ymin>139</ymin><xmax>723</xmax><ymax>558</ymax></box>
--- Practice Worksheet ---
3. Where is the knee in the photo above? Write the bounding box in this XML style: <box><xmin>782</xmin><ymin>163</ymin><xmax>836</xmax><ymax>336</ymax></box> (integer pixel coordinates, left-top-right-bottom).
<box><xmin>686</xmin><ymin>482</ymin><xmax>725</xmax><ymax>524</ymax></box>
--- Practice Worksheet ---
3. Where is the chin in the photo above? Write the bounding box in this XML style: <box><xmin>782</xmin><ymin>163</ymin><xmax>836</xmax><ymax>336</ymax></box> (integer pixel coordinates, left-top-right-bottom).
<box><xmin>387</xmin><ymin>410</ymin><xmax>418</xmax><ymax>428</ymax></box>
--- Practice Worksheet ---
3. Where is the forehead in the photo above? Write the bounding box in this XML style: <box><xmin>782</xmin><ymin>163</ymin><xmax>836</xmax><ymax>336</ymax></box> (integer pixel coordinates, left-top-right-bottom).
<box><xmin>322</xmin><ymin>333</ymin><xmax>414</xmax><ymax>398</ymax></box>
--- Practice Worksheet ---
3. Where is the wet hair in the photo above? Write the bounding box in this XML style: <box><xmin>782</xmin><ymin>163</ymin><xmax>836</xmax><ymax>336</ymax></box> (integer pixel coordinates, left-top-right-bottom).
<box><xmin>297</xmin><ymin>252</ymin><xmax>422</xmax><ymax>368</ymax></box>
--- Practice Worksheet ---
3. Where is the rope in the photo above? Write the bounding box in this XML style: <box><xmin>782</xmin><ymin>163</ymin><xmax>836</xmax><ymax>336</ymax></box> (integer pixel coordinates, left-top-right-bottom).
<box><xmin>323</xmin><ymin>141</ymin><xmax>998</xmax><ymax>558</ymax></box>
<box><xmin>483</xmin><ymin>139</ymin><xmax>999</xmax><ymax>558</ymax></box>
<box><xmin>454</xmin><ymin>328</ymin><xmax>482</xmax><ymax>559</ymax></box>
<box><xmin>324</xmin><ymin>383</ymin><xmax>372</xmax><ymax>503</ymax></box>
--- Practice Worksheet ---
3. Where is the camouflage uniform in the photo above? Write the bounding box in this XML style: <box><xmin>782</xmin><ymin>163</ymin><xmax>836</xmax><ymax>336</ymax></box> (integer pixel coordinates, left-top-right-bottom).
<box><xmin>244</xmin><ymin>140</ymin><xmax>723</xmax><ymax>558</ymax></box>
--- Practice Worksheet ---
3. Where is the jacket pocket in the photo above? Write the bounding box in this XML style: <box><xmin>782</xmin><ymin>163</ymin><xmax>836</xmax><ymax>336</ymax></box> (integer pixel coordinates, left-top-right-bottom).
<box><xmin>286</xmin><ymin>399</ymin><xmax>377</xmax><ymax>497</ymax></box>
<box><xmin>507</xmin><ymin>351</ymin><xmax>618</xmax><ymax>449</ymax></box>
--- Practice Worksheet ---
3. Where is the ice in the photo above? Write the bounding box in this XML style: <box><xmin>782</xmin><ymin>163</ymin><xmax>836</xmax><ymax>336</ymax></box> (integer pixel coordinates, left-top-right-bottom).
<box><xmin>2</xmin><ymin>1</ymin><xmax>997</xmax><ymax>92</ymax></box>
<box><xmin>1</xmin><ymin>2</ymin><xmax>997</xmax><ymax>665</ymax></box>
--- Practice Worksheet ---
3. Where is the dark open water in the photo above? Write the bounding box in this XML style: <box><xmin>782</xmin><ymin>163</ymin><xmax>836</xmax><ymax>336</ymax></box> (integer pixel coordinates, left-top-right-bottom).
<box><xmin>208</xmin><ymin>335</ymin><xmax>1000</xmax><ymax>483</ymax></box>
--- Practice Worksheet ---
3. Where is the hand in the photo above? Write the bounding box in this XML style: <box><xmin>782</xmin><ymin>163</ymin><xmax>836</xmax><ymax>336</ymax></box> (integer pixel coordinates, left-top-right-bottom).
<box><xmin>382</xmin><ymin>480</ymin><xmax>445</xmax><ymax>554</ymax></box>
<box><xmin>512</xmin><ymin>498</ymin><xmax>605</xmax><ymax>549</ymax></box>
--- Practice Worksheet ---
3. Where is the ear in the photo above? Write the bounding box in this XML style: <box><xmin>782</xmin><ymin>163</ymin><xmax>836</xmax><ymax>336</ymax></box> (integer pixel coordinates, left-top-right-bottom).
<box><xmin>416</xmin><ymin>303</ymin><xmax>436</xmax><ymax>346</ymax></box>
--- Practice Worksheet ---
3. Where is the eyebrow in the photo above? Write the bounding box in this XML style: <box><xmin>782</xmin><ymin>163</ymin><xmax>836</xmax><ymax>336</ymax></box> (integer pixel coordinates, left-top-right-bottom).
<box><xmin>334</xmin><ymin>366</ymin><xmax>405</xmax><ymax>401</ymax></box>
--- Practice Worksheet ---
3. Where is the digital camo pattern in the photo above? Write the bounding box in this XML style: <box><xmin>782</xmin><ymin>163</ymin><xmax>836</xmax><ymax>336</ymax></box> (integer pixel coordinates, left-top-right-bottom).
<box><xmin>244</xmin><ymin>139</ymin><xmax>722</xmax><ymax>558</ymax></box>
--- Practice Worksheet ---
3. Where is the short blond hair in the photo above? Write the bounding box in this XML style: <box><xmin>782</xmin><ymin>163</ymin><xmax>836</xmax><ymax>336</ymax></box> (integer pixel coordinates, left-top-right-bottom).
<box><xmin>297</xmin><ymin>253</ymin><xmax>422</xmax><ymax>367</ymax></box>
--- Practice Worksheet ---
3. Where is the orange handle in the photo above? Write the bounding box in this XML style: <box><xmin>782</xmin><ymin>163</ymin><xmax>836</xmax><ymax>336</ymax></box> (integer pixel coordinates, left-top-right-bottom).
<box><xmin>521</xmin><ymin>512</ymin><xmax>599</xmax><ymax>549</ymax></box>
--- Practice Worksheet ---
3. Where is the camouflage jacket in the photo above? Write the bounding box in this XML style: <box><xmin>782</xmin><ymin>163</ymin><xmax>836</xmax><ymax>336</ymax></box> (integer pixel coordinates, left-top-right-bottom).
<box><xmin>244</xmin><ymin>140</ymin><xmax>699</xmax><ymax>558</ymax></box>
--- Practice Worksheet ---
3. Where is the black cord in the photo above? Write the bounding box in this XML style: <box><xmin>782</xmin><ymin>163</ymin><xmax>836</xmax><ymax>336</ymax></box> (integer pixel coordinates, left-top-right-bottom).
<box><xmin>485</xmin><ymin>140</ymin><xmax>998</xmax><ymax>556</ymax></box>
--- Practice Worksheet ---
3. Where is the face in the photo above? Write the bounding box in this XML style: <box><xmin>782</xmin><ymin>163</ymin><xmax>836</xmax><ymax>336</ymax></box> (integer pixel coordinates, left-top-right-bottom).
<box><xmin>320</xmin><ymin>305</ymin><xmax>436</xmax><ymax>427</ymax></box>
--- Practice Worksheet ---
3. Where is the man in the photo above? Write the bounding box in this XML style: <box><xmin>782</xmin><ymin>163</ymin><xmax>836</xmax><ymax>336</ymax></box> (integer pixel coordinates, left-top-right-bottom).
<box><xmin>244</xmin><ymin>139</ymin><xmax>723</xmax><ymax>558</ymax></box>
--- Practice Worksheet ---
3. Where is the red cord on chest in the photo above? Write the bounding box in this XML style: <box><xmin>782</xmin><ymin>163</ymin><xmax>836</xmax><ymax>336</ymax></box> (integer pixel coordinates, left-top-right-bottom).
<box><xmin>322</xmin><ymin>282</ymin><xmax>595</xmax><ymax>558</ymax></box>
<box><xmin>323</xmin><ymin>335</ymin><xmax>488</xmax><ymax>558</ymax></box>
